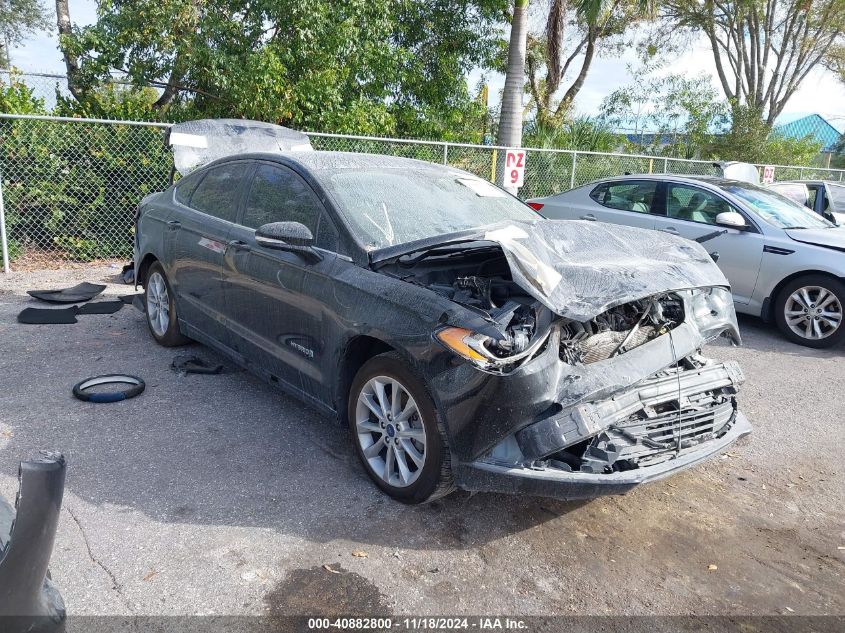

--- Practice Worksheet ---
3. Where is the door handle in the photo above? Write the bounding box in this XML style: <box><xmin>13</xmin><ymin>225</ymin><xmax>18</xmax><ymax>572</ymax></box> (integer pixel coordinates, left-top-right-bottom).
<box><xmin>166</xmin><ymin>220</ymin><xmax>181</xmax><ymax>231</ymax></box>
<box><xmin>226</xmin><ymin>239</ymin><xmax>251</xmax><ymax>252</ymax></box>
<box><xmin>580</xmin><ymin>214</ymin><xmax>597</xmax><ymax>221</ymax></box>
<box><xmin>660</xmin><ymin>227</ymin><xmax>679</xmax><ymax>234</ymax></box>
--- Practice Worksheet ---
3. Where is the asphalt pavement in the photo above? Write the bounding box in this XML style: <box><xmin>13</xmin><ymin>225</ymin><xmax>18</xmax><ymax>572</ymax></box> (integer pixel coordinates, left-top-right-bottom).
<box><xmin>0</xmin><ymin>266</ymin><xmax>843</xmax><ymax>619</ymax></box>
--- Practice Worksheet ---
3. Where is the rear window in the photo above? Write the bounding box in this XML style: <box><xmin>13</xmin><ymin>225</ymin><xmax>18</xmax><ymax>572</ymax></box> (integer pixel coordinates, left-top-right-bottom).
<box><xmin>829</xmin><ymin>184</ymin><xmax>845</xmax><ymax>209</ymax></box>
<box><xmin>769</xmin><ymin>183</ymin><xmax>810</xmax><ymax>208</ymax></box>
<box><xmin>589</xmin><ymin>181</ymin><xmax>657</xmax><ymax>214</ymax></box>
<box><xmin>189</xmin><ymin>162</ymin><xmax>250</xmax><ymax>222</ymax></box>
<box><xmin>174</xmin><ymin>170</ymin><xmax>205</xmax><ymax>205</ymax></box>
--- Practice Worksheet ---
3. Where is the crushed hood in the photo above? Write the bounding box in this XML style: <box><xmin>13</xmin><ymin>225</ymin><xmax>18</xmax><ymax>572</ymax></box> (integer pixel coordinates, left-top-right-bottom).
<box><xmin>167</xmin><ymin>119</ymin><xmax>313</xmax><ymax>175</ymax></box>
<box><xmin>785</xmin><ymin>227</ymin><xmax>845</xmax><ymax>252</ymax></box>
<box><xmin>380</xmin><ymin>220</ymin><xmax>730</xmax><ymax>322</ymax></box>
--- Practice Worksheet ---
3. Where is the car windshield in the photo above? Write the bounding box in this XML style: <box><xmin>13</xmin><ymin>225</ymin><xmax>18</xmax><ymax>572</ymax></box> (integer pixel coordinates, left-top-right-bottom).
<box><xmin>320</xmin><ymin>169</ymin><xmax>537</xmax><ymax>249</ymax></box>
<box><xmin>829</xmin><ymin>183</ymin><xmax>845</xmax><ymax>208</ymax></box>
<box><xmin>720</xmin><ymin>182</ymin><xmax>834</xmax><ymax>229</ymax></box>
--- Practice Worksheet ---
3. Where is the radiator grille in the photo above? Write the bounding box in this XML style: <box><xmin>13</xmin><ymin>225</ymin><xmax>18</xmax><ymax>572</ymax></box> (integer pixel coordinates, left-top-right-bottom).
<box><xmin>609</xmin><ymin>398</ymin><xmax>735</xmax><ymax>466</ymax></box>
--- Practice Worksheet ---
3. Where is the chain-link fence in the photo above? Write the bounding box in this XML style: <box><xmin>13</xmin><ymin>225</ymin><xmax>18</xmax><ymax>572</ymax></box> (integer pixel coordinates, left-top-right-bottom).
<box><xmin>1</xmin><ymin>113</ymin><xmax>844</xmax><ymax>272</ymax></box>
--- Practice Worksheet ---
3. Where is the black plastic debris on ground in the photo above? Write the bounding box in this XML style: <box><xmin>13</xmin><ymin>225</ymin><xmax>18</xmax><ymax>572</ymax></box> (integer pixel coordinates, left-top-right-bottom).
<box><xmin>78</xmin><ymin>301</ymin><xmax>124</xmax><ymax>315</ymax></box>
<box><xmin>27</xmin><ymin>282</ymin><xmax>106</xmax><ymax>304</ymax></box>
<box><xmin>171</xmin><ymin>354</ymin><xmax>224</xmax><ymax>376</ymax></box>
<box><xmin>18</xmin><ymin>301</ymin><xmax>124</xmax><ymax>324</ymax></box>
<box><xmin>121</xmin><ymin>262</ymin><xmax>135</xmax><ymax>284</ymax></box>
<box><xmin>17</xmin><ymin>307</ymin><xmax>79</xmax><ymax>324</ymax></box>
<box><xmin>119</xmin><ymin>294</ymin><xmax>145</xmax><ymax>312</ymax></box>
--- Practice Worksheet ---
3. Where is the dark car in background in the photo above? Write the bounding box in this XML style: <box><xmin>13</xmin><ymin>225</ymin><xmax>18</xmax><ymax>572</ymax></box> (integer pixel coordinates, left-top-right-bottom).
<box><xmin>134</xmin><ymin>120</ymin><xmax>750</xmax><ymax>503</ymax></box>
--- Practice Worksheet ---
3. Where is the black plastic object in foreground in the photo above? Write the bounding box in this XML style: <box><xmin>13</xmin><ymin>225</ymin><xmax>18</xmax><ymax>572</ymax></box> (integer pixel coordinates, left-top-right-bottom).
<box><xmin>0</xmin><ymin>452</ymin><xmax>66</xmax><ymax>633</ymax></box>
<box><xmin>27</xmin><ymin>282</ymin><xmax>106</xmax><ymax>304</ymax></box>
<box><xmin>17</xmin><ymin>307</ymin><xmax>79</xmax><ymax>325</ymax></box>
<box><xmin>72</xmin><ymin>374</ymin><xmax>145</xmax><ymax>403</ymax></box>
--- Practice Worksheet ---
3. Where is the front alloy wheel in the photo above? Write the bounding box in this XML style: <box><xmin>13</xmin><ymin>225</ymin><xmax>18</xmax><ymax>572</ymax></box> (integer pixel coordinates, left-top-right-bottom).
<box><xmin>355</xmin><ymin>376</ymin><xmax>427</xmax><ymax>488</ymax></box>
<box><xmin>348</xmin><ymin>353</ymin><xmax>454</xmax><ymax>503</ymax></box>
<box><xmin>775</xmin><ymin>275</ymin><xmax>845</xmax><ymax>348</ymax></box>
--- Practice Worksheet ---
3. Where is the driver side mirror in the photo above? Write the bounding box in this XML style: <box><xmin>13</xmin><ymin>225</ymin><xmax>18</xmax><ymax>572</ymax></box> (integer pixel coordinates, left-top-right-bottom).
<box><xmin>255</xmin><ymin>221</ymin><xmax>322</xmax><ymax>263</ymax></box>
<box><xmin>715</xmin><ymin>211</ymin><xmax>749</xmax><ymax>230</ymax></box>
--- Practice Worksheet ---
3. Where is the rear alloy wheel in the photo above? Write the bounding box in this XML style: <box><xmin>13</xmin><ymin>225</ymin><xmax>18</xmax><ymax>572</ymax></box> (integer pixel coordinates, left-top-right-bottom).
<box><xmin>348</xmin><ymin>353</ymin><xmax>453</xmax><ymax>503</ymax></box>
<box><xmin>775</xmin><ymin>275</ymin><xmax>845</xmax><ymax>348</ymax></box>
<box><xmin>144</xmin><ymin>262</ymin><xmax>190</xmax><ymax>347</ymax></box>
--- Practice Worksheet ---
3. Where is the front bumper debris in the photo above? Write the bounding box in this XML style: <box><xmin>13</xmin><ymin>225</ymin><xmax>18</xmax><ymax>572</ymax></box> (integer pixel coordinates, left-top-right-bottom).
<box><xmin>458</xmin><ymin>412</ymin><xmax>751</xmax><ymax>500</ymax></box>
<box><xmin>0</xmin><ymin>452</ymin><xmax>66</xmax><ymax>633</ymax></box>
<box><xmin>452</xmin><ymin>357</ymin><xmax>750</xmax><ymax>500</ymax></box>
<box><xmin>515</xmin><ymin>360</ymin><xmax>744</xmax><ymax>461</ymax></box>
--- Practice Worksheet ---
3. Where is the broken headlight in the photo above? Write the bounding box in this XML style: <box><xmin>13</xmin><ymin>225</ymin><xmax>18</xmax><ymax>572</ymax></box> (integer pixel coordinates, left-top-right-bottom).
<box><xmin>688</xmin><ymin>287</ymin><xmax>739</xmax><ymax>342</ymax></box>
<box><xmin>435</xmin><ymin>326</ymin><xmax>548</xmax><ymax>372</ymax></box>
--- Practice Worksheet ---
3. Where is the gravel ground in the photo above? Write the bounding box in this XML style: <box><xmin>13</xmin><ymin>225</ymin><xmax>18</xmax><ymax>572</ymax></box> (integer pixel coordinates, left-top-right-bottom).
<box><xmin>0</xmin><ymin>266</ymin><xmax>843</xmax><ymax>618</ymax></box>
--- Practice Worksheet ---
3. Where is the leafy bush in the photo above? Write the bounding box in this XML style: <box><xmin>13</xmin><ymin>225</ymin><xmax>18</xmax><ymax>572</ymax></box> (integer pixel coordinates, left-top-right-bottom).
<box><xmin>1</xmin><ymin>118</ymin><xmax>171</xmax><ymax>261</ymax></box>
<box><xmin>6</xmin><ymin>239</ymin><xmax>22</xmax><ymax>260</ymax></box>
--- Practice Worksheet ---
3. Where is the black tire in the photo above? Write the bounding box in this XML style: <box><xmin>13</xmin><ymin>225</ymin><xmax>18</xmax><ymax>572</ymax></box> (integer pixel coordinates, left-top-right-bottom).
<box><xmin>144</xmin><ymin>261</ymin><xmax>190</xmax><ymax>347</ymax></box>
<box><xmin>774</xmin><ymin>274</ymin><xmax>845</xmax><ymax>348</ymax></box>
<box><xmin>348</xmin><ymin>352</ymin><xmax>454</xmax><ymax>504</ymax></box>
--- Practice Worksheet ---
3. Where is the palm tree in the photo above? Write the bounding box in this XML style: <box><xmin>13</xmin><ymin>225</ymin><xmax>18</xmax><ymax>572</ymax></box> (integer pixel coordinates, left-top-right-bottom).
<box><xmin>497</xmin><ymin>0</ymin><xmax>530</xmax><ymax>171</ymax></box>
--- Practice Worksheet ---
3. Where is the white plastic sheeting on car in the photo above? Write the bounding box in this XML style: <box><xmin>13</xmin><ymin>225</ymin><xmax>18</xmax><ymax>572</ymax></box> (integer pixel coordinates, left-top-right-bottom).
<box><xmin>168</xmin><ymin>119</ymin><xmax>313</xmax><ymax>175</ymax></box>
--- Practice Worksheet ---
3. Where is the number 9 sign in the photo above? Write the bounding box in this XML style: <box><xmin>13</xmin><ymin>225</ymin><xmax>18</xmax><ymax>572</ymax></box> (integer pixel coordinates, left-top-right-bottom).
<box><xmin>505</xmin><ymin>149</ymin><xmax>526</xmax><ymax>188</ymax></box>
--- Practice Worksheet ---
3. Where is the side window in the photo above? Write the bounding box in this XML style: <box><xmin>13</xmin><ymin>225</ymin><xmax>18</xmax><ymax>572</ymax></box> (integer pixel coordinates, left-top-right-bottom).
<box><xmin>174</xmin><ymin>170</ymin><xmax>205</xmax><ymax>205</ymax></box>
<box><xmin>666</xmin><ymin>184</ymin><xmax>732</xmax><ymax>225</ymax></box>
<box><xmin>590</xmin><ymin>181</ymin><xmax>657</xmax><ymax>214</ymax></box>
<box><xmin>189</xmin><ymin>162</ymin><xmax>250</xmax><ymax>222</ymax></box>
<box><xmin>316</xmin><ymin>214</ymin><xmax>341</xmax><ymax>252</ymax></box>
<box><xmin>806</xmin><ymin>185</ymin><xmax>819</xmax><ymax>209</ymax></box>
<box><xmin>242</xmin><ymin>164</ymin><xmax>321</xmax><ymax>234</ymax></box>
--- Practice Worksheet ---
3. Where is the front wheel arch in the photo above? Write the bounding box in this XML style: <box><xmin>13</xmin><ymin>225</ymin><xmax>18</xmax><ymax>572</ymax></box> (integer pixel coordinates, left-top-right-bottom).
<box><xmin>762</xmin><ymin>270</ymin><xmax>845</xmax><ymax>322</ymax></box>
<box><xmin>773</xmin><ymin>273</ymin><xmax>845</xmax><ymax>347</ymax></box>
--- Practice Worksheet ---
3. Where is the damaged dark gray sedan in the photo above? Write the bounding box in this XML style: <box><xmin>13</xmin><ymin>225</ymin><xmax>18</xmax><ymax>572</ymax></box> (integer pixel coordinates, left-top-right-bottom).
<box><xmin>135</xmin><ymin>120</ymin><xmax>750</xmax><ymax>503</ymax></box>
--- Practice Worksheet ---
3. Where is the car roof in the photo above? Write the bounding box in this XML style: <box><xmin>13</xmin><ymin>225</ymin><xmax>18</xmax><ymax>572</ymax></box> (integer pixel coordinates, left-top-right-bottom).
<box><xmin>217</xmin><ymin>150</ymin><xmax>457</xmax><ymax>174</ymax></box>
<box><xmin>579</xmin><ymin>174</ymin><xmax>748</xmax><ymax>188</ymax></box>
<box><xmin>774</xmin><ymin>179</ymin><xmax>844</xmax><ymax>186</ymax></box>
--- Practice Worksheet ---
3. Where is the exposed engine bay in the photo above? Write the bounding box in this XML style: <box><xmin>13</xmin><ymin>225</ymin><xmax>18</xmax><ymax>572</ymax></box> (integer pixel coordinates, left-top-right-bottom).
<box><xmin>378</xmin><ymin>237</ymin><xmax>746</xmax><ymax>479</ymax></box>
<box><xmin>379</xmin><ymin>241</ymin><xmax>688</xmax><ymax>370</ymax></box>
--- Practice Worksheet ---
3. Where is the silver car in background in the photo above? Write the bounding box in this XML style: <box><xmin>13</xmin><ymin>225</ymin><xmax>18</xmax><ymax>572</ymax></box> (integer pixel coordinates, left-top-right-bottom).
<box><xmin>769</xmin><ymin>180</ymin><xmax>845</xmax><ymax>225</ymax></box>
<box><xmin>529</xmin><ymin>175</ymin><xmax>845</xmax><ymax>348</ymax></box>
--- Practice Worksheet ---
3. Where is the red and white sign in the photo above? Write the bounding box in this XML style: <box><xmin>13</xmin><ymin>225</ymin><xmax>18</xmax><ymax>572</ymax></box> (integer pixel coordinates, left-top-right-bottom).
<box><xmin>505</xmin><ymin>149</ymin><xmax>526</xmax><ymax>188</ymax></box>
<box><xmin>762</xmin><ymin>165</ymin><xmax>775</xmax><ymax>184</ymax></box>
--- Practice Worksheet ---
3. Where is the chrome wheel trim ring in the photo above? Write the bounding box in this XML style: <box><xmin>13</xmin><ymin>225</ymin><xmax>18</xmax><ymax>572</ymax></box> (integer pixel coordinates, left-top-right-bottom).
<box><xmin>355</xmin><ymin>375</ymin><xmax>427</xmax><ymax>488</ymax></box>
<box><xmin>784</xmin><ymin>285</ymin><xmax>843</xmax><ymax>340</ymax></box>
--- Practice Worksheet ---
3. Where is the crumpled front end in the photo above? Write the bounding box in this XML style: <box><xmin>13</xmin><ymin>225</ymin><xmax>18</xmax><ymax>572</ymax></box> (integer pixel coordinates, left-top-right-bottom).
<box><xmin>378</xmin><ymin>219</ymin><xmax>751</xmax><ymax>499</ymax></box>
<box><xmin>428</xmin><ymin>286</ymin><xmax>750</xmax><ymax>500</ymax></box>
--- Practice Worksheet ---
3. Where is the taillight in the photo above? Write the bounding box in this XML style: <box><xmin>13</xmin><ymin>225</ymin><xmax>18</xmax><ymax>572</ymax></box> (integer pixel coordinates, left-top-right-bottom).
<box><xmin>527</xmin><ymin>202</ymin><xmax>544</xmax><ymax>211</ymax></box>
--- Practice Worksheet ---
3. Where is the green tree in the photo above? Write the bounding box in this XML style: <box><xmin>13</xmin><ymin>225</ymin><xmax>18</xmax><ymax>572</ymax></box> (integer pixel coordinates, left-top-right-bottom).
<box><xmin>649</xmin><ymin>74</ymin><xmax>727</xmax><ymax>158</ymax></box>
<box><xmin>523</xmin><ymin>115</ymin><xmax>620</xmax><ymax>151</ymax></box>
<box><xmin>710</xmin><ymin>104</ymin><xmax>823</xmax><ymax>164</ymax></box>
<box><xmin>526</xmin><ymin>0</ymin><xmax>655</xmax><ymax>127</ymax></box>
<box><xmin>0</xmin><ymin>69</ymin><xmax>46</xmax><ymax>113</ymax></box>
<box><xmin>0</xmin><ymin>0</ymin><xmax>51</xmax><ymax>66</ymax></box>
<box><xmin>831</xmin><ymin>134</ymin><xmax>845</xmax><ymax>169</ymax></box>
<box><xmin>655</xmin><ymin>0</ymin><xmax>845</xmax><ymax>128</ymax></box>
<box><xmin>55</xmin><ymin>0</ymin><xmax>507</xmax><ymax>140</ymax></box>
<box><xmin>497</xmin><ymin>0</ymin><xmax>530</xmax><ymax>152</ymax></box>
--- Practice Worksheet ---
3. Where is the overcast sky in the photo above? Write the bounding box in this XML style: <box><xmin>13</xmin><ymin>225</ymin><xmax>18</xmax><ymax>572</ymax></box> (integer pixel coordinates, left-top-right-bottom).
<box><xmin>13</xmin><ymin>0</ymin><xmax>845</xmax><ymax>132</ymax></box>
